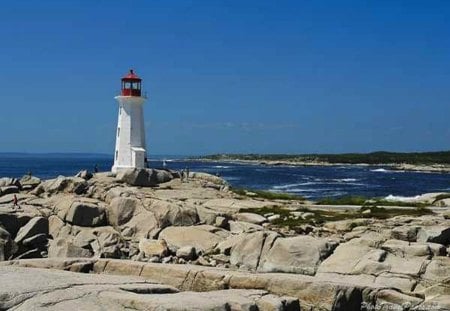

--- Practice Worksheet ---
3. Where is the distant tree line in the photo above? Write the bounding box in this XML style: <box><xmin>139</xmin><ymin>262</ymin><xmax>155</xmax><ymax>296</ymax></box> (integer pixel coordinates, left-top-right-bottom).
<box><xmin>201</xmin><ymin>151</ymin><xmax>450</xmax><ymax>165</ymax></box>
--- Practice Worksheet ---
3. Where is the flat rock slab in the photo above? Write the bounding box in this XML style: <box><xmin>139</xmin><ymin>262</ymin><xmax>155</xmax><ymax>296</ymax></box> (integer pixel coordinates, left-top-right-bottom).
<box><xmin>0</xmin><ymin>264</ymin><xmax>300</xmax><ymax>311</ymax></box>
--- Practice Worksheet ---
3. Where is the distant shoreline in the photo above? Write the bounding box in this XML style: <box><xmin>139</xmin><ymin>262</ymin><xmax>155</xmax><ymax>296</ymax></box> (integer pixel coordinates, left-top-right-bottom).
<box><xmin>193</xmin><ymin>151</ymin><xmax>450</xmax><ymax>173</ymax></box>
<box><xmin>193</xmin><ymin>158</ymin><xmax>450</xmax><ymax>173</ymax></box>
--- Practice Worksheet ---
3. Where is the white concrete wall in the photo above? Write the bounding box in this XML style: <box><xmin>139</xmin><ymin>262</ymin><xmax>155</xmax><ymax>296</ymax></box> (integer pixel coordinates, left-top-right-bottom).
<box><xmin>112</xmin><ymin>96</ymin><xmax>147</xmax><ymax>173</ymax></box>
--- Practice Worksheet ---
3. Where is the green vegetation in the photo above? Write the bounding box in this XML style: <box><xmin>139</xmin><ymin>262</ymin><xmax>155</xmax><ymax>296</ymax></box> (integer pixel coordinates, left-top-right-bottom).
<box><xmin>316</xmin><ymin>195</ymin><xmax>429</xmax><ymax>208</ymax></box>
<box><xmin>240</xmin><ymin>205</ymin><xmax>434</xmax><ymax>231</ymax></box>
<box><xmin>200</xmin><ymin>150</ymin><xmax>450</xmax><ymax>165</ymax></box>
<box><xmin>231</xmin><ymin>188</ymin><xmax>304</xmax><ymax>201</ymax></box>
<box><xmin>316</xmin><ymin>196</ymin><xmax>368</xmax><ymax>206</ymax></box>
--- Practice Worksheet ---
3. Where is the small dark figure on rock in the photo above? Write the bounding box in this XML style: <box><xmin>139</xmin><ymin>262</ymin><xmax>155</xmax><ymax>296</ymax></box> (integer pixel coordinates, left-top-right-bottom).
<box><xmin>94</xmin><ymin>164</ymin><xmax>99</xmax><ymax>173</ymax></box>
<box><xmin>12</xmin><ymin>194</ymin><xmax>20</xmax><ymax>210</ymax></box>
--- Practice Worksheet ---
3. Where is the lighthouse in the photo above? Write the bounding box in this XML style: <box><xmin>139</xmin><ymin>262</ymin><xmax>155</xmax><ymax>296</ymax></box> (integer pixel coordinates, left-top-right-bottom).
<box><xmin>112</xmin><ymin>70</ymin><xmax>148</xmax><ymax>173</ymax></box>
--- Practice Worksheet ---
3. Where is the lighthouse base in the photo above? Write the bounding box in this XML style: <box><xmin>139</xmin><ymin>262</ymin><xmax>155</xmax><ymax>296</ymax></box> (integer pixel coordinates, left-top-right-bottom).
<box><xmin>112</xmin><ymin>147</ymin><xmax>147</xmax><ymax>174</ymax></box>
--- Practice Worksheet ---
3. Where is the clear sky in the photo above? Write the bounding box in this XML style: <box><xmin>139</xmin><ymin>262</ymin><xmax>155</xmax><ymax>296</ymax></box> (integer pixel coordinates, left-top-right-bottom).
<box><xmin>0</xmin><ymin>1</ymin><xmax>449</xmax><ymax>155</ymax></box>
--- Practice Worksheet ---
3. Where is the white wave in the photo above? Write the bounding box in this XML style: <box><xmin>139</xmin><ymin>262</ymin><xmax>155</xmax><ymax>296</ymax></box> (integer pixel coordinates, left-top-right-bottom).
<box><xmin>332</xmin><ymin>178</ymin><xmax>358</xmax><ymax>182</ymax></box>
<box><xmin>213</xmin><ymin>165</ymin><xmax>231</xmax><ymax>169</ymax></box>
<box><xmin>370</xmin><ymin>168</ymin><xmax>392</xmax><ymax>173</ymax></box>
<box><xmin>223</xmin><ymin>176</ymin><xmax>240</xmax><ymax>181</ymax></box>
<box><xmin>286</xmin><ymin>188</ymin><xmax>322</xmax><ymax>193</ymax></box>
<box><xmin>384</xmin><ymin>194</ymin><xmax>421</xmax><ymax>202</ymax></box>
<box><xmin>272</xmin><ymin>182</ymin><xmax>317</xmax><ymax>189</ymax></box>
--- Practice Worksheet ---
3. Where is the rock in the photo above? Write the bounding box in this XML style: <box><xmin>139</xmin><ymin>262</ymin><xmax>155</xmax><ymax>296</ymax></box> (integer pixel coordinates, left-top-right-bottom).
<box><xmin>149</xmin><ymin>199</ymin><xmax>198</xmax><ymax>227</ymax></box>
<box><xmin>235</xmin><ymin>212</ymin><xmax>267</xmax><ymax>225</ymax></box>
<box><xmin>108</xmin><ymin>197</ymin><xmax>137</xmax><ymax>227</ymax></box>
<box><xmin>190</xmin><ymin>172</ymin><xmax>227</xmax><ymax>185</ymax></box>
<box><xmin>230</xmin><ymin>231</ymin><xmax>279</xmax><ymax>271</ymax></box>
<box><xmin>75</xmin><ymin>170</ymin><xmax>93</xmax><ymax>180</ymax></box>
<box><xmin>301</xmin><ymin>212</ymin><xmax>315</xmax><ymax>219</ymax></box>
<box><xmin>159</xmin><ymin>225</ymin><xmax>227</xmax><ymax>253</ymax></box>
<box><xmin>229</xmin><ymin>220</ymin><xmax>264</xmax><ymax>233</ymax></box>
<box><xmin>324</xmin><ymin>219</ymin><xmax>370</xmax><ymax>232</ymax></box>
<box><xmin>0</xmin><ymin>226</ymin><xmax>16</xmax><ymax>261</ymax></box>
<box><xmin>391</xmin><ymin>225</ymin><xmax>419</xmax><ymax>242</ymax></box>
<box><xmin>381</xmin><ymin>239</ymin><xmax>445</xmax><ymax>257</ymax></box>
<box><xmin>33</xmin><ymin>176</ymin><xmax>87</xmax><ymax>195</ymax></box>
<box><xmin>14</xmin><ymin>248</ymin><xmax>43</xmax><ymax>260</ymax></box>
<box><xmin>417</xmin><ymin>226</ymin><xmax>450</xmax><ymax>245</ymax></box>
<box><xmin>116</xmin><ymin>168</ymin><xmax>173</xmax><ymax>187</ymax></box>
<box><xmin>73</xmin><ymin>230</ymin><xmax>97</xmax><ymax>248</ymax></box>
<box><xmin>0</xmin><ymin>177</ymin><xmax>21</xmax><ymax>188</ymax></box>
<box><xmin>19</xmin><ymin>175</ymin><xmax>41</xmax><ymax>189</ymax></box>
<box><xmin>14</xmin><ymin>217</ymin><xmax>48</xmax><ymax>244</ymax></box>
<box><xmin>259</xmin><ymin>236</ymin><xmax>338</xmax><ymax>275</ymax></box>
<box><xmin>65</xmin><ymin>201</ymin><xmax>106</xmax><ymax>227</ymax></box>
<box><xmin>0</xmin><ymin>213</ymin><xmax>31</xmax><ymax>237</ymax></box>
<box><xmin>48</xmin><ymin>238</ymin><xmax>92</xmax><ymax>258</ymax></box>
<box><xmin>139</xmin><ymin>239</ymin><xmax>169</xmax><ymax>257</ymax></box>
<box><xmin>317</xmin><ymin>233</ymin><xmax>387</xmax><ymax>275</ymax></box>
<box><xmin>267</xmin><ymin>214</ymin><xmax>281</xmax><ymax>222</ymax></box>
<box><xmin>176</xmin><ymin>246</ymin><xmax>197</xmax><ymax>260</ymax></box>
<box><xmin>48</xmin><ymin>215</ymin><xmax>65</xmax><ymax>238</ymax></box>
<box><xmin>0</xmin><ymin>186</ymin><xmax>19</xmax><ymax>196</ymax></box>
<box><xmin>421</xmin><ymin>256</ymin><xmax>450</xmax><ymax>284</ymax></box>
<box><xmin>433</xmin><ymin>198</ymin><xmax>450</xmax><ymax>207</ymax></box>
<box><xmin>22</xmin><ymin>234</ymin><xmax>48</xmax><ymax>248</ymax></box>
<box><xmin>215</xmin><ymin>216</ymin><xmax>229</xmax><ymax>228</ymax></box>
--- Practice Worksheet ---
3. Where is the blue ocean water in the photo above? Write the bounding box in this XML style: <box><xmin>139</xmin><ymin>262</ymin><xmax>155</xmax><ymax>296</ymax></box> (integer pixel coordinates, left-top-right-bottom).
<box><xmin>0</xmin><ymin>154</ymin><xmax>449</xmax><ymax>200</ymax></box>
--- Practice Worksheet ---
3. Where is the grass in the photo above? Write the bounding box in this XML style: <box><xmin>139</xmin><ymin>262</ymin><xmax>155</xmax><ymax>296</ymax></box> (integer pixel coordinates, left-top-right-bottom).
<box><xmin>316</xmin><ymin>196</ymin><xmax>368</xmax><ymax>206</ymax></box>
<box><xmin>240</xmin><ymin>204</ymin><xmax>434</xmax><ymax>231</ymax></box>
<box><xmin>231</xmin><ymin>188</ymin><xmax>304</xmax><ymax>201</ymax></box>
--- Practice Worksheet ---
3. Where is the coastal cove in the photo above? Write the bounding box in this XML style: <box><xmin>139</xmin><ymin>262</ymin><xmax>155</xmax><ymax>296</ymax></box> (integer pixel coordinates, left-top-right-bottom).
<box><xmin>0</xmin><ymin>154</ymin><xmax>449</xmax><ymax>201</ymax></box>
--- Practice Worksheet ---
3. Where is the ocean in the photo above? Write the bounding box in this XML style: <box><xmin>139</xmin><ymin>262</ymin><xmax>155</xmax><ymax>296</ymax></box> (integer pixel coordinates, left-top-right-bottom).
<box><xmin>0</xmin><ymin>154</ymin><xmax>449</xmax><ymax>200</ymax></box>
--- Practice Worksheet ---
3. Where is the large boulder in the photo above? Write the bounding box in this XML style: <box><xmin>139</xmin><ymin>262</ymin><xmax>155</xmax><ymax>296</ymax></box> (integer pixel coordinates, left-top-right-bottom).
<box><xmin>0</xmin><ymin>226</ymin><xmax>16</xmax><ymax>261</ymax></box>
<box><xmin>19</xmin><ymin>175</ymin><xmax>41</xmax><ymax>189</ymax></box>
<box><xmin>234</xmin><ymin>213</ymin><xmax>267</xmax><ymax>225</ymax></box>
<box><xmin>0</xmin><ymin>213</ymin><xmax>32</xmax><ymax>237</ymax></box>
<box><xmin>159</xmin><ymin>225</ymin><xmax>227</xmax><ymax>253</ymax></box>
<box><xmin>48</xmin><ymin>238</ymin><xmax>92</xmax><ymax>258</ymax></box>
<box><xmin>139</xmin><ymin>239</ymin><xmax>169</xmax><ymax>257</ymax></box>
<box><xmin>33</xmin><ymin>176</ymin><xmax>88</xmax><ymax>195</ymax></box>
<box><xmin>0</xmin><ymin>177</ymin><xmax>21</xmax><ymax>188</ymax></box>
<box><xmin>108</xmin><ymin>197</ymin><xmax>137</xmax><ymax>227</ymax></box>
<box><xmin>0</xmin><ymin>186</ymin><xmax>19</xmax><ymax>196</ymax></box>
<box><xmin>116</xmin><ymin>168</ymin><xmax>173</xmax><ymax>187</ymax></box>
<box><xmin>75</xmin><ymin>170</ymin><xmax>93</xmax><ymax>180</ymax></box>
<box><xmin>65</xmin><ymin>201</ymin><xmax>106</xmax><ymax>227</ymax></box>
<box><xmin>146</xmin><ymin>199</ymin><xmax>198</xmax><ymax>227</ymax></box>
<box><xmin>14</xmin><ymin>217</ymin><xmax>48</xmax><ymax>244</ymax></box>
<box><xmin>258</xmin><ymin>236</ymin><xmax>338</xmax><ymax>275</ymax></box>
<box><xmin>417</xmin><ymin>226</ymin><xmax>450</xmax><ymax>245</ymax></box>
<box><xmin>107</xmin><ymin>197</ymin><xmax>159</xmax><ymax>239</ymax></box>
<box><xmin>230</xmin><ymin>231</ymin><xmax>279</xmax><ymax>271</ymax></box>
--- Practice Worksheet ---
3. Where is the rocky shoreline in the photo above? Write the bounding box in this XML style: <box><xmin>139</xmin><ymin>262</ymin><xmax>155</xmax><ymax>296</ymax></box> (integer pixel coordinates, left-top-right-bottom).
<box><xmin>194</xmin><ymin>158</ymin><xmax>450</xmax><ymax>174</ymax></box>
<box><xmin>0</xmin><ymin>169</ymin><xmax>449</xmax><ymax>310</ymax></box>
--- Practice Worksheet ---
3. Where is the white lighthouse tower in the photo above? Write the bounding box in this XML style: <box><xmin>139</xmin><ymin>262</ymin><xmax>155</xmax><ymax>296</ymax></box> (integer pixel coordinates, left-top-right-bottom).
<box><xmin>112</xmin><ymin>70</ymin><xmax>148</xmax><ymax>173</ymax></box>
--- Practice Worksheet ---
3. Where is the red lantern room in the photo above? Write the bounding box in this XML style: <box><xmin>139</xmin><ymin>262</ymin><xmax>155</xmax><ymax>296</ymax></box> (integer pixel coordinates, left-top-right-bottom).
<box><xmin>121</xmin><ymin>69</ymin><xmax>142</xmax><ymax>96</ymax></box>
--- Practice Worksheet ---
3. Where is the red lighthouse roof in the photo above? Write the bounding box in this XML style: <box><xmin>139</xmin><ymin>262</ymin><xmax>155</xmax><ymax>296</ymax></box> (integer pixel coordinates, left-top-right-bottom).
<box><xmin>122</xmin><ymin>69</ymin><xmax>141</xmax><ymax>81</ymax></box>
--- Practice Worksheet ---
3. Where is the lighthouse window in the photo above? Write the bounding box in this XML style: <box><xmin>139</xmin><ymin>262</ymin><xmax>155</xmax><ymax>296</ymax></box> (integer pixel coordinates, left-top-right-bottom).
<box><xmin>132</xmin><ymin>82</ymin><xmax>139</xmax><ymax>89</ymax></box>
<box><xmin>124</xmin><ymin>82</ymin><xmax>131</xmax><ymax>89</ymax></box>
<box><xmin>117</xmin><ymin>127</ymin><xmax>120</xmax><ymax>137</ymax></box>
<box><xmin>115</xmin><ymin>150</ymin><xmax>118</xmax><ymax>160</ymax></box>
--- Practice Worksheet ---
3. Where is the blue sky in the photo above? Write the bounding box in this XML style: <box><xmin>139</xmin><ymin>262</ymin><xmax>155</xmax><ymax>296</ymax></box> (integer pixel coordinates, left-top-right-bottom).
<box><xmin>0</xmin><ymin>0</ymin><xmax>449</xmax><ymax>155</ymax></box>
